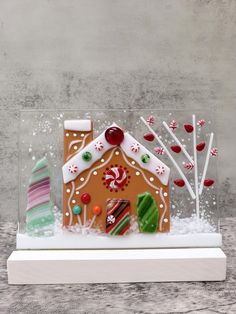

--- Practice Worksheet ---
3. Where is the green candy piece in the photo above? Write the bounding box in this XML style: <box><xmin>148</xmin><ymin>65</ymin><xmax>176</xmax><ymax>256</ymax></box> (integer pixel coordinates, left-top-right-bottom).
<box><xmin>82</xmin><ymin>151</ymin><xmax>92</xmax><ymax>162</ymax></box>
<box><xmin>141</xmin><ymin>154</ymin><xmax>150</xmax><ymax>164</ymax></box>
<box><xmin>136</xmin><ymin>192</ymin><xmax>159</xmax><ymax>233</ymax></box>
<box><xmin>72</xmin><ymin>205</ymin><xmax>82</xmax><ymax>215</ymax></box>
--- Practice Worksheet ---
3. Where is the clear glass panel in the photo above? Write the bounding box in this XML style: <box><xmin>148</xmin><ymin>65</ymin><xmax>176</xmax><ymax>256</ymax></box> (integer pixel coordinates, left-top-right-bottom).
<box><xmin>18</xmin><ymin>109</ymin><xmax>220</xmax><ymax>249</ymax></box>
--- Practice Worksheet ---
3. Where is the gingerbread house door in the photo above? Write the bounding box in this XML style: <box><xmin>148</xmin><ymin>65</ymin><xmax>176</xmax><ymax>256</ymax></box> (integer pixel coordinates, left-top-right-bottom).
<box><xmin>105</xmin><ymin>199</ymin><xmax>131</xmax><ymax>236</ymax></box>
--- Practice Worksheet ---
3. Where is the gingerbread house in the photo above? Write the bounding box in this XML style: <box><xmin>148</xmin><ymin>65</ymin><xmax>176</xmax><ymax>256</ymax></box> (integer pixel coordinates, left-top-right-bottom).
<box><xmin>62</xmin><ymin>120</ymin><xmax>170</xmax><ymax>235</ymax></box>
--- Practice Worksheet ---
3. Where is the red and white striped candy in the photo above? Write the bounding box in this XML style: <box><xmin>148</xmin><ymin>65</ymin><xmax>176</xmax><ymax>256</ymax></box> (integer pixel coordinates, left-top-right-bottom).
<box><xmin>169</xmin><ymin>120</ymin><xmax>177</xmax><ymax>130</ymax></box>
<box><xmin>183</xmin><ymin>162</ymin><xmax>194</xmax><ymax>171</ymax></box>
<box><xmin>197</xmin><ymin>119</ymin><xmax>205</xmax><ymax>127</ymax></box>
<box><xmin>147</xmin><ymin>115</ymin><xmax>155</xmax><ymax>125</ymax></box>
<box><xmin>68</xmin><ymin>164</ymin><xmax>78</xmax><ymax>174</ymax></box>
<box><xmin>131</xmin><ymin>142</ymin><xmax>140</xmax><ymax>153</ymax></box>
<box><xmin>210</xmin><ymin>147</ymin><xmax>218</xmax><ymax>157</ymax></box>
<box><xmin>156</xmin><ymin>165</ymin><xmax>165</xmax><ymax>175</ymax></box>
<box><xmin>95</xmin><ymin>141</ymin><xmax>104</xmax><ymax>151</ymax></box>
<box><xmin>154</xmin><ymin>146</ymin><xmax>165</xmax><ymax>155</ymax></box>
<box><xmin>105</xmin><ymin>167</ymin><xmax>127</xmax><ymax>189</ymax></box>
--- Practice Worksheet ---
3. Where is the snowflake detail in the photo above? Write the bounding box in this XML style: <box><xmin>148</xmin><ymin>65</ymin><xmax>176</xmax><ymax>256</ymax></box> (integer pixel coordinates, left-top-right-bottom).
<box><xmin>210</xmin><ymin>147</ymin><xmax>218</xmax><ymax>157</ymax></box>
<box><xmin>147</xmin><ymin>115</ymin><xmax>155</xmax><ymax>125</ymax></box>
<box><xmin>154</xmin><ymin>146</ymin><xmax>165</xmax><ymax>155</ymax></box>
<box><xmin>107</xmin><ymin>215</ymin><xmax>115</xmax><ymax>224</ymax></box>
<box><xmin>169</xmin><ymin>120</ymin><xmax>177</xmax><ymax>130</ymax></box>
<box><xmin>156</xmin><ymin>165</ymin><xmax>165</xmax><ymax>175</ymax></box>
<box><xmin>68</xmin><ymin>164</ymin><xmax>78</xmax><ymax>174</ymax></box>
<box><xmin>131</xmin><ymin>142</ymin><xmax>140</xmax><ymax>153</ymax></box>
<box><xmin>95</xmin><ymin>141</ymin><xmax>104</xmax><ymax>151</ymax></box>
<box><xmin>183</xmin><ymin>162</ymin><xmax>194</xmax><ymax>171</ymax></box>
<box><xmin>197</xmin><ymin>119</ymin><xmax>205</xmax><ymax>127</ymax></box>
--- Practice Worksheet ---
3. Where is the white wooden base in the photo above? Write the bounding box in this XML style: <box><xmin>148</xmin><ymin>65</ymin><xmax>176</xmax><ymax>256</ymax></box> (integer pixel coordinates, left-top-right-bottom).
<box><xmin>8</xmin><ymin>248</ymin><xmax>226</xmax><ymax>284</ymax></box>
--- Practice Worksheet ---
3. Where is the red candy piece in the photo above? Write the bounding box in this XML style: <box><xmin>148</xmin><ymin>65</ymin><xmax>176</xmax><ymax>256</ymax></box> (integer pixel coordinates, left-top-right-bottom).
<box><xmin>174</xmin><ymin>179</ymin><xmax>185</xmax><ymax>187</ymax></box>
<box><xmin>196</xmin><ymin>142</ymin><xmax>206</xmax><ymax>151</ymax></box>
<box><xmin>204</xmin><ymin>179</ymin><xmax>214</xmax><ymax>187</ymax></box>
<box><xmin>184</xmin><ymin>124</ymin><xmax>194</xmax><ymax>133</ymax></box>
<box><xmin>143</xmin><ymin>133</ymin><xmax>155</xmax><ymax>142</ymax></box>
<box><xmin>171</xmin><ymin>145</ymin><xmax>181</xmax><ymax>153</ymax></box>
<box><xmin>81</xmin><ymin>193</ymin><xmax>91</xmax><ymax>204</ymax></box>
<box><xmin>92</xmin><ymin>205</ymin><xmax>102</xmax><ymax>216</ymax></box>
<box><xmin>105</xmin><ymin>127</ymin><xmax>124</xmax><ymax>145</ymax></box>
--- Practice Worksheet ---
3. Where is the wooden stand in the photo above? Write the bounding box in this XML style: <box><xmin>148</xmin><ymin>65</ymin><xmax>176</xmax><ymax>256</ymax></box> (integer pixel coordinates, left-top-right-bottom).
<box><xmin>8</xmin><ymin>248</ymin><xmax>226</xmax><ymax>284</ymax></box>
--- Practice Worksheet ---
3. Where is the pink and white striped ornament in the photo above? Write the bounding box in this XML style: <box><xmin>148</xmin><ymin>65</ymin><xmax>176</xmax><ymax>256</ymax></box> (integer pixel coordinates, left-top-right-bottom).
<box><xmin>169</xmin><ymin>119</ymin><xmax>177</xmax><ymax>130</ymax></box>
<box><xmin>156</xmin><ymin>165</ymin><xmax>165</xmax><ymax>175</ymax></box>
<box><xmin>197</xmin><ymin>119</ymin><xmax>205</xmax><ymax>127</ymax></box>
<box><xmin>183</xmin><ymin>162</ymin><xmax>194</xmax><ymax>171</ymax></box>
<box><xmin>131</xmin><ymin>142</ymin><xmax>140</xmax><ymax>153</ymax></box>
<box><xmin>210</xmin><ymin>147</ymin><xmax>218</xmax><ymax>157</ymax></box>
<box><xmin>68</xmin><ymin>164</ymin><xmax>78</xmax><ymax>174</ymax></box>
<box><xmin>154</xmin><ymin>146</ymin><xmax>165</xmax><ymax>155</ymax></box>
<box><xmin>95</xmin><ymin>141</ymin><xmax>104</xmax><ymax>151</ymax></box>
<box><xmin>147</xmin><ymin>115</ymin><xmax>155</xmax><ymax>125</ymax></box>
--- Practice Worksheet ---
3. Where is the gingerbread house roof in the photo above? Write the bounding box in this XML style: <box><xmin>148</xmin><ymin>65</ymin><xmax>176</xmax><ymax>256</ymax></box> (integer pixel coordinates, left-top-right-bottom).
<box><xmin>62</xmin><ymin>124</ymin><xmax>170</xmax><ymax>186</ymax></box>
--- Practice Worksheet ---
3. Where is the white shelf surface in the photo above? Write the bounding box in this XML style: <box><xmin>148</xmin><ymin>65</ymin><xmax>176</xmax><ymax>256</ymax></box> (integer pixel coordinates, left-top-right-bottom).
<box><xmin>17</xmin><ymin>232</ymin><xmax>222</xmax><ymax>249</ymax></box>
<box><xmin>8</xmin><ymin>248</ymin><xmax>226</xmax><ymax>284</ymax></box>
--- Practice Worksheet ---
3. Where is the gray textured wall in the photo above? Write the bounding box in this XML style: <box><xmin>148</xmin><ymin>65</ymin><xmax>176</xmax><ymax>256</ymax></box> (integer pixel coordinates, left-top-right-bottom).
<box><xmin>0</xmin><ymin>0</ymin><xmax>235</xmax><ymax>219</ymax></box>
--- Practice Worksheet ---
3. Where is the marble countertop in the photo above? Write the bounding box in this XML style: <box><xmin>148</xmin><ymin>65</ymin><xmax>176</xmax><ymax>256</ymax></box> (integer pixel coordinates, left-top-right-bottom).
<box><xmin>0</xmin><ymin>218</ymin><xmax>235</xmax><ymax>314</ymax></box>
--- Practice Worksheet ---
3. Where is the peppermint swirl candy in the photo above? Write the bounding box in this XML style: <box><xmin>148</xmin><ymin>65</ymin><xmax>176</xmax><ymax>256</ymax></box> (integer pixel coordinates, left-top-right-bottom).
<box><xmin>68</xmin><ymin>164</ymin><xmax>78</xmax><ymax>174</ymax></box>
<box><xmin>105</xmin><ymin>167</ymin><xmax>127</xmax><ymax>189</ymax></box>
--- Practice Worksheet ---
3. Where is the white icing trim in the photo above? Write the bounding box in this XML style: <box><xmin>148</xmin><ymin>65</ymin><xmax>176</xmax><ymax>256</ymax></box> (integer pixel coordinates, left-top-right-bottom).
<box><xmin>67</xmin><ymin>181</ymin><xmax>75</xmax><ymax>226</ymax></box>
<box><xmin>63</xmin><ymin>124</ymin><xmax>170</xmax><ymax>186</ymax></box>
<box><xmin>120</xmin><ymin>133</ymin><xmax>170</xmax><ymax>186</ymax></box>
<box><xmin>69</xmin><ymin>139</ymin><xmax>83</xmax><ymax>151</ymax></box>
<box><xmin>159</xmin><ymin>187</ymin><xmax>167</xmax><ymax>232</ymax></box>
<box><xmin>64</xmin><ymin>120</ymin><xmax>92</xmax><ymax>131</ymax></box>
